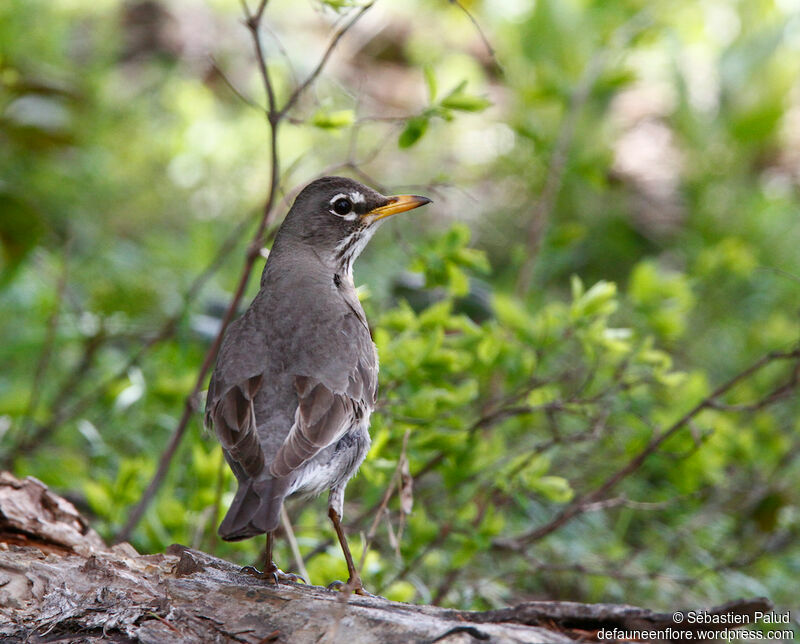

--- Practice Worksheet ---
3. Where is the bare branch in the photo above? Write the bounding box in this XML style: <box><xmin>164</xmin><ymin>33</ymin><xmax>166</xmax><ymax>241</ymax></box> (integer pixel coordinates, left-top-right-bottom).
<box><xmin>22</xmin><ymin>243</ymin><xmax>70</xmax><ymax>432</ymax></box>
<box><xmin>242</xmin><ymin>0</ymin><xmax>278</xmax><ymax>118</ymax></box>
<box><xmin>1</xmin><ymin>207</ymin><xmax>256</xmax><ymax>471</ymax></box>
<box><xmin>514</xmin><ymin>57</ymin><xmax>602</xmax><ymax>297</ymax></box>
<box><xmin>209</xmin><ymin>57</ymin><xmax>264</xmax><ymax>111</ymax></box>
<box><xmin>358</xmin><ymin>430</ymin><xmax>410</xmax><ymax>573</ymax></box>
<box><xmin>115</xmin><ymin>0</ymin><xmax>367</xmax><ymax>544</ymax></box>
<box><xmin>448</xmin><ymin>0</ymin><xmax>501</xmax><ymax>69</ymax></box>
<box><xmin>515</xmin><ymin>12</ymin><xmax>651</xmax><ymax>296</ymax></box>
<box><xmin>281</xmin><ymin>505</ymin><xmax>310</xmax><ymax>583</ymax></box>
<box><xmin>115</xmin><ymin>0</ymin><xmax>285</xmax><ymax>543</ymax></box>
<box><xmin>279</xmin><ymin>2</ymin><xmax>376</xmax><ymax>119</ymax></box>
<box><xmin>493</xmin><ymin>346</ymin><xmax>800</xmax><ymax>550</ymax></box>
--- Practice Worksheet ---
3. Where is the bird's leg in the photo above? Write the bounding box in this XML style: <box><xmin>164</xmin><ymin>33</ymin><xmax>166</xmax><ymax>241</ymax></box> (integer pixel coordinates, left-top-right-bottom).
<box><xmin>240</xmin><ymin>531</ymin><xmax>305</xmax><ymax>584</ymax></box>
<box><xmin>326</xmin><ymin>506</ymin><xmax>372</xmax><ymax>596</ymax></box>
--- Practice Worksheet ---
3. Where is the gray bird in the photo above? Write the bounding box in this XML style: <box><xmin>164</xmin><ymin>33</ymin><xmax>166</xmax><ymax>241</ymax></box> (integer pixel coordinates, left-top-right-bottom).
<box><xmin>205</xmin><ymin>176</ymin><xmax>430</xmax><ymax>593</ymax></box>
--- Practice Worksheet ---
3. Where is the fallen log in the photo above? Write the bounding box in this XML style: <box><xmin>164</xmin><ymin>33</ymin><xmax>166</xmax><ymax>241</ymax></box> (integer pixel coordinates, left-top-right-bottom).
<box><xmin>0</xmin><ymin>472</ymin><xmax>771</xmax><ymax>643</ymax></box>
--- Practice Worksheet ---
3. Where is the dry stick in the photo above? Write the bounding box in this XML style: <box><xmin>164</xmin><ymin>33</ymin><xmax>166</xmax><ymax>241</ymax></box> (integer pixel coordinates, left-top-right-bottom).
<box><xmin>494</xmin><ymin>346</ymin><xmax>800</xmax><ymax>550</ymax></box>
<box><xmin>514</xmin><ymin>54</ymin><xmax>602</xmax><ymax>297</ymax></box>
<box><xmin>277</xmin><ymin>1</ymin><xmax>376</xmax><ymax>120</ymax></box>
<box><xmin>280</xmin><ymin>505</ymin><xmax>310</xmax><ymax>582</ymax></box>
<box><xmin>210</xmin><ymin>57</ymin><xmax>264</xmax><ymax>111</ymax></box>
<box><xmin>302</xmin><ymin>399</ymin><xmax>553</xmax><ymax>564</ymax></box>
<box><xmin>514</xmin><ymin>11</ymin><xmax>650</xmax><ymax>296</ymax></box>
<box><xmin>432</xmin><ymin>567</ymin><xmax>461</xmax><ymax>606</ymax></box>
<box><xmin>357</xmin><ymin>430</ymin><xmax>410</xmax><ymax>573</ymax></box>
<box><xmin>205</xmin><ymin>447</ymin><xmax>228</xmax><ymax>551</ymax></box>
<box><xmin>21</xmin><ymin>245</ymin><xmax>70</xmax><ymax>431</ymax></box>
<box><xmin>449</xmin><ymin>0</ymin><xmax>500</xmax><ymax>67</ymax></box>
<box><xmin>115</xmin><ymin>4</ymin><xmax>280</xmax><ymax>545</ymax></box>
<box><xmin>2</xmin><ymin>333</ymin><xmax>104</xmax><ymax>469</ymax></box>
<box><xmin>115</xmin><ymin>0</ymin><xmax>375</xmax><ymax>544</ymax></box>
<box><xmin>2</xmin><ymin>208</ymin><xmax>254</xmax><ymax>471</ymax></box>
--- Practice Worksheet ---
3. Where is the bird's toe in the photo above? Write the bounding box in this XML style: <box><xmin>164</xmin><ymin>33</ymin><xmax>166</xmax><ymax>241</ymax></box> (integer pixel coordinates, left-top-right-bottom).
<box><xmin>326</xmin><ymin>577</ymin><xmax>374</xmax><ymax>596</ymax></box>
<box><xmin>240</xmin><ymin>563</ymin><xmax>304</xmax><ymax>585</ymax></box>
<box><xmin>277</xmin><ymin>570</ymin><xmax>306</xmax><ymax>584</ymax></box>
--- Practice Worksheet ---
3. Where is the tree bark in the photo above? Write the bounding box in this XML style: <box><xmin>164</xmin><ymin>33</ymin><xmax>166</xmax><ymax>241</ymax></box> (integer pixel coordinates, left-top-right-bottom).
<box><xmin>0</xmin><ymin>472</ymin><xmax>771</xmax><ymax>643</ymax></box>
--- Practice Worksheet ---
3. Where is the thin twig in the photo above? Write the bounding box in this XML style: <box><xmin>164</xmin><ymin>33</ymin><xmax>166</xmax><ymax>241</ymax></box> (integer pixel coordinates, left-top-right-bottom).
<box><xmin>22</xmin><ymin>243</ymin><xmax>71</xmax><ymax>430</ymax></box>
<box><xmin>260</xmin><ymin>21</ymin><xmax>299</xmax><ymax>88</ymax></box>
<box><xmin>449</xmin><ymin>0</ymin><xmax>500</xmax><ymax>69</ymax></box>
<box><xmin>115</xmin><ymin>1</ymin><xmax>284</xmax><ymax>544</ymax></box>
<box><xmin>358</xmin><ymin>430</ymin><xmax>410</xmax><ymax>573</ymax></box>
<box><xmin>515</xmin><ymin>12</ymin><xmax>650</xmax><ymax>296</ymax></box>
<box><xmin>281</xmin><ymin>505</ymin><xmax>310</xmax><ymax>582</ymax></box>
<box><xmin>514</xmin><ymin>55</ymin><xmax>602</xmax><ymax>296</ymax></box>
<box><xmin>242</xmin><ymin>0</ymin><xmax>278</xmax><ymax>118</ymax></box>
<box><xmin>278</xmin><ymin>1</ymin><xmax>376</xmax><ymax>119</ymax></box>
<box><xmin>210</xmin><ymin>57</ymin><xmax>263</xmax><ymax>110</ymax></box>
<box><xmin>114</xmin><ymin>0</ymin><xmax>374</xmax><ymax>544</ymax></box>
<box><xmin>2</xmin><ymin>209</ymin><xmax>255</xmax><ymax>470</ymax></box>
<box><xmin>431</xmin><ymin>567</ymin><xmax>461</xmax><ymax>606</ymax></box>
<box><xmin>205</xmin><ymin>447</ymin><xmax>227</xmax><ymax>551</ymax></box>
<box><xmin>494</xmin><ymin>346</ymin><xmax>800</xmax><ymax>550</ymax></box>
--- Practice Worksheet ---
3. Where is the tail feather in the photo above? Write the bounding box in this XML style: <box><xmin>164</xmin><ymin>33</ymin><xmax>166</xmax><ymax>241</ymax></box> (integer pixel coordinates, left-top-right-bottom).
<box><xmin>219</xmin><ymin>477</ymin><xmax>289</xmax><ymax>541</ymax></box>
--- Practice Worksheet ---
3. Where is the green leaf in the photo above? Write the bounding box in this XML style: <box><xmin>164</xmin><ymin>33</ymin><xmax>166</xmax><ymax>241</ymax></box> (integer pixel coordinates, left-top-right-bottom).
<box><xmin>440</xmin><ymin>92</ymin><xmax>492</xmax><ymax>112</ymax></box>
<box><xmin>440</xmin><ymin>81</ymin><xmax>491</xmax><ymax>112</ymax></box>
<box><xmin>317</xmin><ymin>0</ymin><xmax>359</xmax><ymax>12</ymax></box>
<box><xmin>310</xmin><ymin>109</ymin><xmax>354</xmax><ymax>130</ymax></box>
<box><xmin>398</xmin><ymin>115</ymin><xmax>429</xmax><ymax>148</ymax></box>
<box><xmin>423</xmin><ymin>64</ymin><xmax>437</xmax><ymax>102</ymax></box>
<box><xmin>0</xmin><ymin>190</ymin><xmax>46</xmax><ymax>287</ymax></box>
<box><xmin>476</xmin><ymin>332</ymin><xmax>502</xmax><ymax>364</ymax></box>
<box><xmin>532</xmin><ymin>476</ymin><xmax>574</xmax><ymax>503</ymax></box>
<box><xmin>571</xmin><ymin>279</ymin><xmax>617</xmax><ymax>320</ymax></box>
<box><xmin>84</xmin><ymin>480</ymin><xmax>113</xmax><ymax>518</ymax></box>
<box><xmin>446</xmin><ymin>263</ymin><xmax>469</xmax><ymax>296</ymax></box>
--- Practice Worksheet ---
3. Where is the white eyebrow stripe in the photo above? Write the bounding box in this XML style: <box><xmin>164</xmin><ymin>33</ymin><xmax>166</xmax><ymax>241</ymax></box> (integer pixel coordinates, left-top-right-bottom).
<box><xmin>349</xmin><ymin>191</ymin><xmax>365</xmax><ymax>204</ymax></box>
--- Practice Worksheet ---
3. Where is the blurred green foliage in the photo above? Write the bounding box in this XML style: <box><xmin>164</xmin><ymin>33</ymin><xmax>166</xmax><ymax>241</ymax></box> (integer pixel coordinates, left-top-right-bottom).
<box><xmin>1</xmin><ymin>0</ymin><xmax>799</xmax><ymax>624</ymax></box>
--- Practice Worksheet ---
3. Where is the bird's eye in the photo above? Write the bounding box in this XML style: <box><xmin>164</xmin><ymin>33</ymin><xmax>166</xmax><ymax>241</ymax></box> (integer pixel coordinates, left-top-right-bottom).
<box><xmin>332</xmin><ymin>198</ymin><xmax>352</xmax><ymax>216</ymax></box>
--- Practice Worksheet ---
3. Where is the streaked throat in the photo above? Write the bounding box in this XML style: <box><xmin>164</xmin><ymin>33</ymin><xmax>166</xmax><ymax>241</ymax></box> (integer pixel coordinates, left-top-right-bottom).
<box><xmin>333</xmin><ymin>226</ymin><xmax>376</xmax><ymax>277</ymax></box>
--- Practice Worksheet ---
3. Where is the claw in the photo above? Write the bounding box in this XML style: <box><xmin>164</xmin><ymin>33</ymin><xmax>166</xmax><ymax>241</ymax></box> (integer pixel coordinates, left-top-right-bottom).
<box><xmin>241</xmin><ymin>562</ymin><xmax>305</xmax><ymax>585</ymax></box>
<box><xmin>326</xmin><ymin>579</ymin><xmax>346</xmax><ymax>591</ymax></box>
<box><xmin>326</xmin><ymin>578</ymin><xmax>374</xmax><ymax>596</ymax></box>
<box><xmin>279</xmin><ymin>571</ymin><xmax>306</xmax><ymax>584</ymax></box>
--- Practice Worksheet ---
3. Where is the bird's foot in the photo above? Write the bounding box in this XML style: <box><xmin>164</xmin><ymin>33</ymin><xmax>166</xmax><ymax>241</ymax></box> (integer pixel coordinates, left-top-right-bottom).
<box><xmin>241</xmin><ymin>563</ymin><xmax>306</xmax><ymax>585</ymax></box>
<box><xmin>326</xmin><ymin>577</ymin><xmax>374</xmax><ymax>597</ymax></box>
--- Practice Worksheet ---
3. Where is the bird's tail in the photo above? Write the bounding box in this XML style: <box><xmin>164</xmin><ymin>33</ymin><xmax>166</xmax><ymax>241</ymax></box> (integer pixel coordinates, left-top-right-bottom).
<box><xmin>218</xmin><ymin>476</ymin><xmax>290</xmax><ymax>541</ymax></box>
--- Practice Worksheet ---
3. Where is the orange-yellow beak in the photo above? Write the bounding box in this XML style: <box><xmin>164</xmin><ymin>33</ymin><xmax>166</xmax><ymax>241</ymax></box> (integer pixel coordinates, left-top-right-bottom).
<box><xmin>364</xmin><ymin>194</ymin><xmax>432</xmax><ymax>223</ymax></box>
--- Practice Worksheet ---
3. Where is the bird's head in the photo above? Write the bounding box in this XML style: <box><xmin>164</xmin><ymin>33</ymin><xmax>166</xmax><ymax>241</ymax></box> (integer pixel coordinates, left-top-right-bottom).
<box><xmin>278</xmin><ymin>176</ymin><xmax>431</xmax><ymax>275</ymax></box>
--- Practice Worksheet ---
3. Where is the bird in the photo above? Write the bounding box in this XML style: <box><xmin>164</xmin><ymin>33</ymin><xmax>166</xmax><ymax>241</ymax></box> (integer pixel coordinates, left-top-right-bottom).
<box><xmin>205</xmin><ymin>176</ymin><xmax>431</xmax><ymax>594</ymax></box>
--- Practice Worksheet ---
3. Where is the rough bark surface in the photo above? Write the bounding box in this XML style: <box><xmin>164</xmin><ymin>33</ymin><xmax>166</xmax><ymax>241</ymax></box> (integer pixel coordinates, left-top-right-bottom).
<box><xmin>0</xmin><ymin>472</ymin><xmax>770</xmax><ymax>643</ymax></box>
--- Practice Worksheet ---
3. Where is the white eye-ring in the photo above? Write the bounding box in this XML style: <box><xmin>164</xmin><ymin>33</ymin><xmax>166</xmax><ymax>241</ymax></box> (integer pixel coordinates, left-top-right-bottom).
<box><xmin>329</xmin><ymin>193</ymin><xmax>358</xmax><ymax>219</ymax></box>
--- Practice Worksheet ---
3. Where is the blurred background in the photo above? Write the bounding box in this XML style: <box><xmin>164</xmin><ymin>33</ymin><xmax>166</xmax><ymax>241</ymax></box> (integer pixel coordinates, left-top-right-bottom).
<box><xmin>2</xmin><ymin>0</ymin><xmax>800</xmax><ymax>623</ymax></box>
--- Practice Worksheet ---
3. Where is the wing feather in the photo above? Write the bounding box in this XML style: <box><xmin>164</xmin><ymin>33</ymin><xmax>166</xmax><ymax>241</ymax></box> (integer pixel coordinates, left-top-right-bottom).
<box><xmin>208</xmin><ymin>374</ymin><xmax>266</xmax><ymax>479</ymax></box>
<box><xmin>270</xmin><ymin>379</ymin><xmax>354</xmax><ymax>477</ymax></box>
